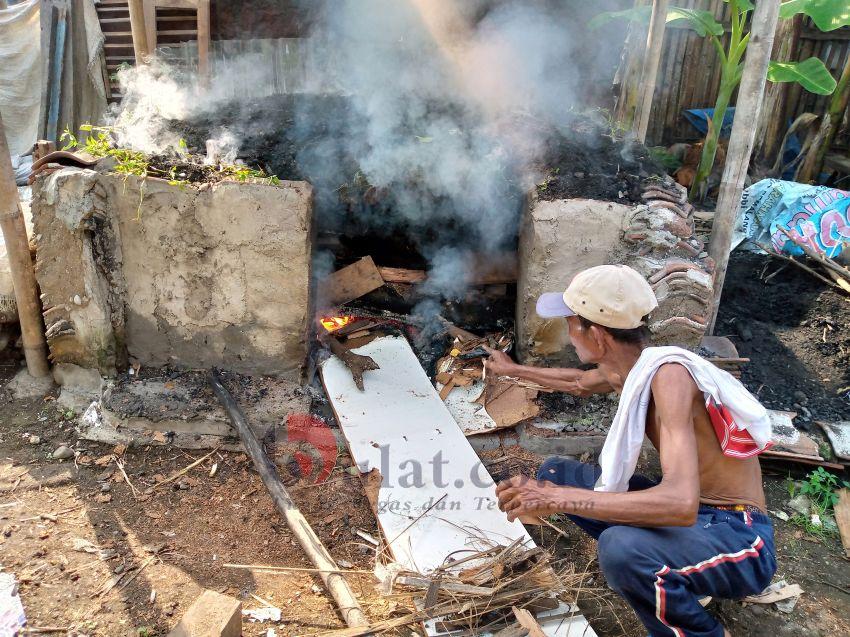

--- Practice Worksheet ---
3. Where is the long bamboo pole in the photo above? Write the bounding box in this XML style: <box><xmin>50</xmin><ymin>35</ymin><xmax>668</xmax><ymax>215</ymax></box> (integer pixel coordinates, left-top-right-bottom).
<box><xmin>208</xmin><ymin>371</ymin><xmax>369</xmax><ymax>629</ymax></box>
<box><xmin>707</xmin><ymin>0</ymin><xmax>781</xmax><ymax>333</ymax></box>
<box><xmin>633</xmin><ymin>0</ymin><xmax>669</xmax><ymax>143</ymax></box>
<box><xmin>127</xmin><ymin>0</ymin><xmax>150</xmax><ymax>64</ymax></box>
<box><xmin>0</xmin><ymin>115</ymin><xmax>50</xmax><ymax>377</ymax></box>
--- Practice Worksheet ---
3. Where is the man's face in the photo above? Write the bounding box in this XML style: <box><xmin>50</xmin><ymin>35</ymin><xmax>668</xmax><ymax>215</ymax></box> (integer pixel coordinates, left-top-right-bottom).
<box><xmin>566</xmin><ymin>315</ymin><xmax>601</xmax><ymax>363</ymax></box>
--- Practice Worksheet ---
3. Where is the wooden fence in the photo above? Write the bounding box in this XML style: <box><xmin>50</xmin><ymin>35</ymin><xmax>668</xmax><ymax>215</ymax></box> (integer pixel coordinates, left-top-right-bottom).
<box><xmin>646</xmin><ymin>0</ymin><xmax>850</xmax><ymax>147</ymax></box>
<box><xmin>100</xmin><ymin>0</ymin><xmax>850</xmax><ymax>154</ymax></box>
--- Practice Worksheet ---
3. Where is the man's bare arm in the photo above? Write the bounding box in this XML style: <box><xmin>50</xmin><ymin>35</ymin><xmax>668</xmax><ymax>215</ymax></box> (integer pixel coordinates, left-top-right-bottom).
<box><xmin>483</xmin><ymin>348</ymin><xmax>614</xmax><ymax>396</ymax></box>
<box><xmin>496</xmin><ymin>364</ymin><xmax>702</xmax><ymax>527</ymax></box>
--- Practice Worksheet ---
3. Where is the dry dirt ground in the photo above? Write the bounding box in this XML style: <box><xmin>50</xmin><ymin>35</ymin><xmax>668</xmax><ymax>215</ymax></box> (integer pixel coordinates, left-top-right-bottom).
<box><xmin>1</xmin><ymin>375</ymin><xmax>848</xmax><ymax>637</ymax></box>
<box><xmin>0</xmin><ymin>380</ymin><xmax>390</xmax><ymax>637</ymax></box>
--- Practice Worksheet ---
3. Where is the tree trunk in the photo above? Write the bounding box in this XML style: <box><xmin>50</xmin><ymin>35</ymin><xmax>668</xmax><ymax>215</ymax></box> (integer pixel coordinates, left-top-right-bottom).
<box><xmin>795</xmin><ymin>53</ymin><xmax>850</xmax><ymax>184</ymax></box>
<box><xmin>707</xmin><ymin>0</ymin><xmax>781</xmax><ymax>333</ymax></box>
<box><xmin>753</xmin><ymin>16</ymin><xmax>801</xmax><ymax>164</ymax></box>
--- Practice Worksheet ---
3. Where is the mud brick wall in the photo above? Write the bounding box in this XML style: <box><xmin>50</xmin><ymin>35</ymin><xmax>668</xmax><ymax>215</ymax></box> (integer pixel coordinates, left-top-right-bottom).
<box><xmin>517</xmin><ymin>179</ymin><xmax>715</xmax><ymax>366</ymax></box>
<box><xmin>32</xmin><ymin>168</ymin><xmax>313</xmax><ymax>379</ymax></box>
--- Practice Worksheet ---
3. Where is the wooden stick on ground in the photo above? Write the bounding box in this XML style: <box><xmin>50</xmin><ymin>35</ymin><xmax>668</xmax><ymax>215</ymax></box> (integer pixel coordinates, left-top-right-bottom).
<box><xmin>152</xmin><ymin>447</ymin><xmax>218</xmax><ymax>489</ymax></box>
<box><xmin>778</xmin><ymin>228</ymin><xmax>850</xmax><ymax>293</ymax></box>
<box><xmin>209</xmin><ymin>371</ymin><xmax>368</xmax><ymax>628</ymax></box>
<box><xmin>756</xmin><ymin>242</ymin><xmax>844</xmax><ymax>291</ymax></box>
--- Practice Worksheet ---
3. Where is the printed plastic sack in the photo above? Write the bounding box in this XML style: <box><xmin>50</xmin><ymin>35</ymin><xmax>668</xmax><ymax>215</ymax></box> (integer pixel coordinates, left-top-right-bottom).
<box><xmin>737</xmin><ymin>179</ymin><xmax>850</xmax><ymax>261</ymax></box>
<box><xmin>0</xmin><ymin>573</ymin><xmax>26</xmax><ymax>636</ymax></box>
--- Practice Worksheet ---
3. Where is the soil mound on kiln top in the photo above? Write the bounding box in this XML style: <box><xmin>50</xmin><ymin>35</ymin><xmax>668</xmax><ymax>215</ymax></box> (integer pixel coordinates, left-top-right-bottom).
<box><xmin>534</xmin><ymin>118</ymin><xmax>665</xmax><ymax>203</ymax></box>
<box><xmin>168</xmin><ymin>94</ymin><xmax>665</xmax><ymax>203</ymax></box>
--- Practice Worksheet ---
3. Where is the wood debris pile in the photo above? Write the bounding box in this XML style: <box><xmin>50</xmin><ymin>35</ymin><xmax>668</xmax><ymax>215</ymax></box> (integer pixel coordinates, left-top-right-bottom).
<box><xmin>434</xmin><ymin>329</ymin><xmax>542</xmax><ymax>433</ymax></box>
<box><xmin>322</xmin><ymin>540</ymin><xmax>584</xmax><ymax>637</ymax></box>
<box><xmin>434</xmin><ymin>330</ymin><xmax>513</xmax><ymax>397</ymax></box>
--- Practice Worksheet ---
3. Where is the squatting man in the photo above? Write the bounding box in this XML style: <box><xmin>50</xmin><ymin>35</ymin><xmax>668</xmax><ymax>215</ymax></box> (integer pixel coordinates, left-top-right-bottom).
<box><xmin>484</xmin><ymin>265</ymin><xmax>776</xmax><ymax>637</ymax></box>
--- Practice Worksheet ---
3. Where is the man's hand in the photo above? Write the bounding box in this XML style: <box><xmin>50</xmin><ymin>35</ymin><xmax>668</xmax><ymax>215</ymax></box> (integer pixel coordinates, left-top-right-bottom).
<box><xmin>496</xmin><ymin>476</ymin><xmax>577</xmax><ymax>522</ymax></box>
<box><xmin>482</xmin><ymin>346</ymin><xmax>516</xmax><ymax>377</ymax></box>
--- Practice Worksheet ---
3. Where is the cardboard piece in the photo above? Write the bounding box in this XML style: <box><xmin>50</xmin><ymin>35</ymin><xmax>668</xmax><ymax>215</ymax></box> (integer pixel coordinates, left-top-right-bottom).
<box><xmin>483</xmin><ymin>382</ymin><xmax>540</xmax><ymax>428</ymax></box>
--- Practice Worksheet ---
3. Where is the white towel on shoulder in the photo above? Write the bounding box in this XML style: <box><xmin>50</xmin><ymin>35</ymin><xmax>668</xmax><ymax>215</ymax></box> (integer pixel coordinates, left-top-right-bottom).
<box><xmin>595</xmin><ymin>346</ymin><xmax>772</xmax><ymax>493</ymax></box>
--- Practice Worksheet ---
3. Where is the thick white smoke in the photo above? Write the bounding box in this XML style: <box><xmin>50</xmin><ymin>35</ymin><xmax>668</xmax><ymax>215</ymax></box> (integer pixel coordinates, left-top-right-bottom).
<box><xmin>110</xmin><ymin>0</ymin><xmax>626</xmax><ymax>310</ymax></box>
<box><xmin>296</xmin><ymin>0</ymin><xmax>600</xmax><ymax>312</ymax></box>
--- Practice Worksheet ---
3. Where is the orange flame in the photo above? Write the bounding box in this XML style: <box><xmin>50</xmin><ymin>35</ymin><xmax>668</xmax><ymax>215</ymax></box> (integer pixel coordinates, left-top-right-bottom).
<box><xmin>320</xmin><ymin>315</ymin><xmax>353</xmax><ymax>332</ymax></box>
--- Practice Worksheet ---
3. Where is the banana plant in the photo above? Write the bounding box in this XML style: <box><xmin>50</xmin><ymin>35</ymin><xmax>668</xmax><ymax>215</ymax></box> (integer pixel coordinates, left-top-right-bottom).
<box><xmin>781</xmin><ymin>0</ymin><xmax>850</xmax><ymax>182</ymax></box>
<box><xmin>593</xmin><ymin>0</ymin><xmax>839</xmax><ymax>200</ymax></box>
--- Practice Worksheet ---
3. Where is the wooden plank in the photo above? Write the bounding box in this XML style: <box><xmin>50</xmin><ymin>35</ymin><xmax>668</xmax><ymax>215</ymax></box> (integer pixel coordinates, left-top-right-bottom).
<box><xmin>378</xmin><ymin>262</ymin><xmax>518</xmax><ymax>286</ymax></box>
<box><xmin>323</xmin><ymin>256</ymin><xmax>385</xmax><ymax>306</ymax></box>
<box><xmin>760</xmin><ymin>449</ymin><xmax>845</xmax><ymax>470</ymax></box>
<box><xmin>802</xmin><ymin>28</ymin><xmax>850</xmax><ymax>41</ymax></box>
<box><xmin>378</xmin><ymin>266</ymin><xmax>427</xmax><ymax>284</ymax></box>
<box><xmin>835</xmin><ymin>488</ymin><xmax>850</xmax><ymax>559</ymax></box>
<box><xmin>320</xmin><ymin>336</ymin><xmax>596</xmax><ymax>636</ymax></box>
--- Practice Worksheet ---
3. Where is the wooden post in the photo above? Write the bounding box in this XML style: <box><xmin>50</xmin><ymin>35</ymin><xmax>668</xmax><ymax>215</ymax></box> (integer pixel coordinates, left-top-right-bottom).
<box><xmin>128</xmin><ymin>0</ymin><xmax>150</xmax><ymax>64</ymax></box>
<box><xmin>209</xmin><ymin>371</ymin><xmax>369</xmax><ymax>629</ymax></box>
<box><xmin>753</xmin><ymin>16</ymin><xmax>800</xmax><ymax>164</ymax></box>
<box><xmin>613</xmin><ymin>0</ymin><xmax>651</xmax><ymax>130</ymax></box>
<box><xmin>0</xmin><ymin>115</ymin><xmax>50</xmax><ymax>378</ymax></box>
<box><xmin>0</xmin><ymin>1</ymin><xmax>9</xmax><ymax>11</ymax></box>
<box><xmin>196</xmin><ymin>0</ymin><xmax>210</xmax><ymax>79</ymax></box>
<box><xmin>707</xmin><ymin>0</ymin><xmax>781</xmax><ymax>333</ymax></box>
<box><xmin>633</xmin><ymin>0</ymin><xmax>669</xmax><ymax>143</ymax></box>
<box><xmin>795</xmin><ymin>53</ymin><xmax>850</xmax><ymax>183</ymax></box>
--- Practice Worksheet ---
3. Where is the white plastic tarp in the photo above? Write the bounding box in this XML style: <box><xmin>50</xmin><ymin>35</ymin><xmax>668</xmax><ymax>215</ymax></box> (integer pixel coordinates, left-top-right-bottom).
<box><xmin>0</xmin><ymin>0</ymin><xmax>42</xmax><ymax>157</ymax></box>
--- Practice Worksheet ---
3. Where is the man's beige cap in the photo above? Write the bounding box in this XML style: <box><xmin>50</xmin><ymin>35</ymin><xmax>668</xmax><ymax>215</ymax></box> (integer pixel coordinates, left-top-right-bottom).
<box><xmin>535</xmin><ymin>264</ymin><xmax>658</xmax><ymax>329</ymax></box>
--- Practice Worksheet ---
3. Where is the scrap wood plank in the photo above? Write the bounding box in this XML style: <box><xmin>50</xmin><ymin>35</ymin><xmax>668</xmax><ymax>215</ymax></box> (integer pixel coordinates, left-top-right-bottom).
<box><xmin>836</xmin><ymin>488</ymin><xmax>850</xmax><ymax>559</ymax></box>
<box><xmin>320</xmin><ymin>336</ymin><xmax>596</xmax><ymax>637</ymax></box>
<box><xmin>323</xmin><ymin>256</ymin><xmax>385</xmax><ymax>306</ymax></box>
<box><xmin>512</xmin><ymin>606</ymin><xmax>547</xmax><ymax>637</ymax></box>
<box><xmin>768</xmin><ymin>410</ymin><xmax>822</xmax><ymax>459</ymax></box>
<box><xmin>759</xmin><ymin>449</ymin><xmax>845</xmax><ymax>470</ymax></box>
